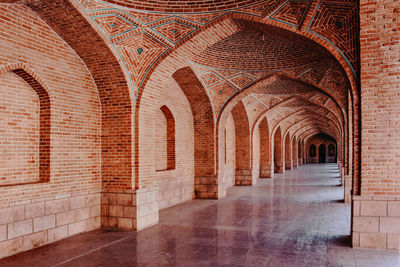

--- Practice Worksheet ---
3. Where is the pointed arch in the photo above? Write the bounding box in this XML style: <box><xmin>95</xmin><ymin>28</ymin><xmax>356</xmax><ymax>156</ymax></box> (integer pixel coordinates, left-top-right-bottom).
<box><xmin>15</xmin><ymin>0</ymin><xmax>133</xmax><ymax>190</ymax></box>
<box><xmin>172</xmin><ymin>67</ymin><xmax>217</xmax><ymax>198</ymax></box>
<box><xmin>231</xmin><ymin>100</ymin><xmax>252</xmax><ymax>185</ymax></box>
<box><xmin>156</xmin><ymin>105</ymin><xmax>176</xmax><ymax>171</ymax></box>
<box><xmin>0</xmin><ymin>64</ymin><xmax>50</xmax><ymax>185</ymax></box>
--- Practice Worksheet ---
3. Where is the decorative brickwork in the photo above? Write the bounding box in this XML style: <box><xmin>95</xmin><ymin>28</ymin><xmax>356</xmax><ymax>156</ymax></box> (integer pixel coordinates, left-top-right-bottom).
<box><xmin>2</xmin><ymin>0</ymin><xmax>400</xmax><ymax>258</ymax></box>
<box><xmin>70</xmin><ymin>0</ymin><xmax>358</xmax><ymax>100</ymax></box>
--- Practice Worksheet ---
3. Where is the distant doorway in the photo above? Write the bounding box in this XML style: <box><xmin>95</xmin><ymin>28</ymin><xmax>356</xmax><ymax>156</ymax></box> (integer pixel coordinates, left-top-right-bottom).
<box><xmin>319</xmin><ymin>144</ymin><xmax>326</xmax><ymax>163</ymax></box>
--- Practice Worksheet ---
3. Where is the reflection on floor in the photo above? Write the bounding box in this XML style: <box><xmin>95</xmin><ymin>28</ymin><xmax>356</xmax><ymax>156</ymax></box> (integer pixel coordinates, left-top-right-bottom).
<box><xmin>1</xmin><ymin>164</ymin><xmax>399</xmax><ymax>266</ymax></box>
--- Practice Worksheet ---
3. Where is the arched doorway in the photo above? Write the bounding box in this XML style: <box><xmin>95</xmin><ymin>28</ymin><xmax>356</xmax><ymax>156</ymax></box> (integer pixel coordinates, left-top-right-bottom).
<box><xmin>319</xmin><ymin>144</ymin><xmax>326</xmax><ymax>163</ymax></box>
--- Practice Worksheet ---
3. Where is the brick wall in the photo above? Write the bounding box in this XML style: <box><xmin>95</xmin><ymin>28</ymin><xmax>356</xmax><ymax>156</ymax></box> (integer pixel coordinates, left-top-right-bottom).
<box><xmin>139</xmin><ymin>75</ymin><xmax>195</xmax><ymax>212</ymax></box>
<box><xmin>1</xmin><ymin>0</ymin><xmax>398</xmax><ymax>256</ymax></box>
<box><xmin>352</xmin><ymin>0</ymin><xmax>400</xmax><ymax>249</ymax></box>
<box><xmin>155</xmin><ymin>108</ymin><xmax>168</xmax><ymax>171</ymax></box>
<box><xmin>0</xmin><ymin>72</ymin><xmax>39</xmax><ymax>186</ymax></box>
<box><xmin>306</xmin><ymin>135</ymin><xmax>337</xmax><ymax>164</ymax></box>
<box><xmin>0</xmin><ymin>4</ymin><xmax>101</xmax><ymax>258</ymax></box>
<box><xmin>360</xmin><ymin>0</ymin><xmax>400</xmax><ymax>197</ymax></box>
<box><xmin>284</xmin><ymin>133</ymin><xmax>292</xmax><ymax>170</ymax></box>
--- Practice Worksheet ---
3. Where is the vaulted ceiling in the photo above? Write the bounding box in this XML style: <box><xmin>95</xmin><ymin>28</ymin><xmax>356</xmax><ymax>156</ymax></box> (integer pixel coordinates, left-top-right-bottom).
<box><xmin>6</xmin><ymin>0</ymin><xmax>358</xmax><ymax>145</ymax></box>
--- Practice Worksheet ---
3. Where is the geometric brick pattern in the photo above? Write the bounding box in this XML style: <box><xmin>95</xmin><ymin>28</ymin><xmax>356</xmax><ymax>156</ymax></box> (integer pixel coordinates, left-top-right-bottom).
<box><xmin>73</xmin><ymin>0</ymin><xmax>359</xmax><ymax>100</ymax></box>
<box><xmin>270</xmin><ymin>0</ymin><xmax>311</xmax><ymax>29</ymax></box>
<box><xmin>126</xmin><ymin>12</ymin><xmax>168</xmax><ymax>25</ymax></box>
<box><xmin>92</xmin><ymin>14</ymin><xmax>138</xmax><ymax>39</ymax></box>
<box><xmin>98</xmin><ymin>0</ymin><xmax>267</xmax><ymax>13</ymax></box>
<box><xmin>229</xmin><ymin>74</ymin><xmax>256</xmax><ymax>89</ymax></box>
<box><xmin>199</xmin><ymin>72</ymin><xmax>223</xmax><ymax>87</ymax></box>
<box><xmin>299</xmin><ymin>68</ymin><xmax>326</xmax><ymax>84</ymax></box>
<box><xmin>209</xmin><ymin>82</ymin><xmax>239</xmax><ymax>116</ymax></box>
<box><xmin>114</xmin><ymin>32</ymin><xmax>169</xmax><ymax>90</ymax></box>
<box><xmin>191</xmin><ymin>62</ymin><xmax>270</xmax><ymax>117</ymax></box>
<box><xmin>322</xmin><ymin>70</ymin><xmax>349</xmax><ymax>101</ymax></box>
<box><xmin>237</xmin><ymin>0</ymin><xmax>283</xmax><ymax>17</ymax></box>
<box><xmin>151</xmin><ymin>20</ymin><xmax>197</xmax><ymax>45</ymax></box>
<box><xmin>77</xmin><ymin>0</ymin><xmax>109</xmax><ymax>11</ymax></box>
<box><xmin>308</xmin><ymin>2</ymin><xmax>358</xmax><ymax>74</ymax></box>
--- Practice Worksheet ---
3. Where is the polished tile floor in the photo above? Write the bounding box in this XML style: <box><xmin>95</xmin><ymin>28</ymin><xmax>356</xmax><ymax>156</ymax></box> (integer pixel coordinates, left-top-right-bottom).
<box><xmin>1</xmin><ymin>164</ymin><xmax>399</xmax><ymax>267</ymax></box>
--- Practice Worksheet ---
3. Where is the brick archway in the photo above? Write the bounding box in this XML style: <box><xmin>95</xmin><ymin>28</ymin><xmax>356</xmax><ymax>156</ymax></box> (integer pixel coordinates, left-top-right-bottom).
<box><xmin>9</xmin><ymin>0</ymin><xmax>134</xmax><ymax>191</ymax></box>
<box><xmin>172</xmin><ymin>67</ymin><xmax>217</xmax><ymax>199</ymax></box>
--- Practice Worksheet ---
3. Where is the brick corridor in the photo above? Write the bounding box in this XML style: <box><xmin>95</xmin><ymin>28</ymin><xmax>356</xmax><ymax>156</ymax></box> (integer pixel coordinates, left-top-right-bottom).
<box><xmin>1</xmin><ymin>164</ymin><xmax>399</xmax><ymax>267</ymax></box>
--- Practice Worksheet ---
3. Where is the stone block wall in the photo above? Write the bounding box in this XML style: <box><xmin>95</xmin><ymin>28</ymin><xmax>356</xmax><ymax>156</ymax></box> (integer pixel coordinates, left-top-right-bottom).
<box><xmin>0</xmin><ymin>193</ymin><xmax>100</xmax><ymax>259</ymax></box>
<box><xmin>101</xmin><ymin>188</ymin><xmax>159</xmax><ymax>231</ymax></box>
<box><xmin>352</xmin><ymin>196</ymin><xmax>400</xmax><ymax>249</ymax></box>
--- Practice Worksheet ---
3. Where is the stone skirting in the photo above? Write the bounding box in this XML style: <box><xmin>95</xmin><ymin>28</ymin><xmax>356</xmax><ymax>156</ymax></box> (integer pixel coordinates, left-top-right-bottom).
<box><xmin>292</xmin><ymin>160</ymin><xmax>298</xmax><ymax>168</ymax></box>
<box><xmin>101</xmin><ymin>187</ymin><xmax>159</xmax><ymax>231</ymax></box>
<box><xmin>344</xmin><ymin>175</ymin><xmax>352</xmax><ymax>203</ymax></box>
<box><xmin>235</xmin><ymin>169</ymin><xmax>252</xmax><ymax>186</ymax></box>
<box><xmin>352</xmin><ymin>196</ymin><xmax>400</xmax><ymax>249</ymax></box>
<box><xmin>340</xmin><ymin>166</ymin><xmax>345</xmax><ymax>186</ymax></box>
<box><xmin>298</xmin><ymin>158</ymin><xmax>303</xmax><ymax>166</ymax></box>
<box><xmin>274</xmin><ymin>163</ymin><xmax>284</xmax><ymax>173</ymax></box>
<box><xmin>285</xmin><ymin>161</ymin><xmax>292</xmax><ymax>170</ymax></box>
<box><xmin>194</xmin><ymin>175</ymin><xmax>218</xmax><ymax>199</ymax></box>
<box><xmin>0</xmin><ymin>192</ymin><xmax>101</xmax><ymax>259</ymax></box>
<box><xmin>260</xmin><ymin>165</ymin><xmax>272</xmax><ymax>178</ymax></box>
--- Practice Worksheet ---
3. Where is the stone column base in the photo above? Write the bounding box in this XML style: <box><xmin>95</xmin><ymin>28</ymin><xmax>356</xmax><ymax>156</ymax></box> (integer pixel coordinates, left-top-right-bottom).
<box><xmin>101</xmin><ymin>187</ymin><xmax>159</xmax><ymax>231</ymax></box>
<box><xmin>235</xmin><ymin>169</ymin><xmax>252</xmax><ymax>186</ymax></box>
<box><xmin>274</xmin><ymin>163</ymin><xmax>284</xmax><ymax>173</ymax></box>
<box><xmin>195</xmin><ymin>175</ymin><xmax>217</xmax><ymax>199</ymax></box>
<box><xmin>285</xmin><ymin>161</ymin><xmax>292</xmax><ymax>170</ymax></box>
<box><xmin>260</xmin><ymin>165</ymin><xmax>272</xmax><ymax>178</ymax></box>
<box><xmin>340</xmin><ymin>167</ymin><xmax>345</xmax><ymax>186</ymax></box>
<box><xmin>344</xmin><ymin>175</ymin><xmax>352</xmax><ymax>203</ymax></box>
<box><xmin>293</xmin><ymin>161</ymin><xmax>298</xmax><ymax>168</ymax></box>
<box><xmin>352</xmin><ymin>196</ymin><xmax>400</xmax><ymax>249</ymax></box>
